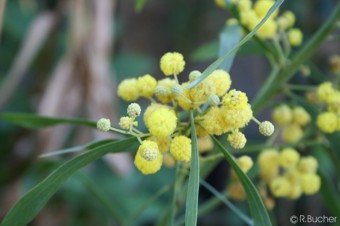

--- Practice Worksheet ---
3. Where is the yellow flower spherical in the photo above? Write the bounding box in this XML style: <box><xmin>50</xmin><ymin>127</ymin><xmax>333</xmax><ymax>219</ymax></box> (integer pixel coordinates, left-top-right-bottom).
<box><xmin>189</xmin><ymin>79</ymin><xmax>216</xmax><ymax>103</ymax></box>
<box><xmin>279</xmin><ymin>147</ymin><xmax>300</xmax><ymax>169</ymax></box>
<box><xmin>269</xmin><ymin>176</ymin><xmax>291</xmax><ymax>198</ymax></box>
<box><xmin>206</xmin><ymin>69</ymin><xmax>232</xmax><ymax>97</ymax></box>
<box><xmin>119</xmin><ymin>116</ymin><xmax>133</xmax><ymax>130</ymax></box>
<box><xmin>222</xmin><ymin>104</ymin><xmax>253</xmax><ymax>129</ymax></box>
<box><xmin>287</xmin><ymin>182</ymin><xmax>302</xmax><ymax>200</ymax></box>
<box><xmin>282</xmin><ymin>124</ymin><xmax>303</xmax><ymax>143</ymax></box>
<box><xmin>155</xmin><ymin>78</ymin><xmax>177</xmax><ymax>103</ymax></box>
<box><xmin>228</xmin><ymin>131</ymin><xmax>247</xmax><ymax>149</ymax></box>
<box><xmin>117</xmin><ymin>78</ymin><xmax>139</xmax><ymax>101</ymax></box>
<box><xmin>170</xmin><ymin>135</ymin><xmax>192</xmax><ymax>163</ymax></box>
<box><xmin>222</xmin><ymin>89</ymin><xmax>248</xmax><ymax>110</ymax></box>
<box><xmin>254</xmin><ymin>18</ymin><xmax>277</xmax><ymax>39</ymax></box>
<box><xmin>160</xmin><ymin>52</ymin><xmax>185</xmax><ymax>76</ymax></box>
<box><xmin>240</xmin><ymin>9</ymin><xmax>258</xmax><ymax>27</ymax></box>
<box><xmin>146</xmin><ymin>108</ymin><xmax>177</xmax><ymax>137</ymax></box>
<box><xmin>317</xmin><ymin>82</ymin><xmax>335</xmax><ymax>103</ymax></box>
<box><xmin>143</xmin><ymin>103</ymin><xmax>167</xmax><ymax>125</ymax></box>
<box><xmin>272</xmin><ymin>104</ymin><xmax>292</xmax><ymax>126</ymax></box>
<box><xmin>149</xmin><ymin>136</ymin><xmax>171</xmax><ymax>153</ymax></box>
<box><xmin>292</xmin><ymin>106</ymin><xmax>311</xmax><ymax>126</ymax></box>
<box><xmin>300</xmin><ymin>173</ymin><xmax>321</xmax><ymax>195</ymax></box>
<box><xmin>201</xmin><ymin>106</ymin><xmax>231</xmax><ymax>135</ymax></box>
<box><xmin>327</xmin><ymin>91</ymin><xmax>340</xmax><ymax>114</ymax></box>
<box><xmin>177</xmin><ymin>82</ymin><xmax>197</xmax><ymax>111</ymax></box>
<box><xmin>254</xmin><ymin>0</ymin><xmax>278</xmax><ymax>19</ymax></box>
<box><xmin>317</xmin><ymin>111</ymin><xmax>338</xmax><ymax>133</ymax></box>
<box><xmin>283</xmin><ymin>11</ymin><xmax>296</xmax><ymax>28</ymax></box>
<box><xmin>288</xmin><ymin>28</ymin><xmax>303</xmax><ymax>47</ymax></box>
<box><xmin>259</xmin><ymin>121</ymin><xmax>275</xmax><ymax>136</ymax></box>
<box><xmin>137</xmin><ymin>74</ymin><xmax>157</xmax><ymax>98</ymax></box>
<box><xmin>298</xmin><ymin>156</ymin><xmax>318</xmax><ymax>174</ymax></box>
<box><xmin>214</xmin><ymin>0</ymin><xmax>226</xmax><ymax>8</ymax></box>
<box><xmin>134</xmin><ymin>141</ymin><xmax>163</xmax><ymax>175</ymax></box>
<box><xmin>236</xmin><ymin>0</ymin><xmax>252</xmax><ymax>11</ymax></box>
<box><xmin>258</xmin><ymin>149</ymin><xmax>280</xmax><ymax>180</ymax></box>
<box><xmin>237</xmin><ymin>155</ymin><xmax>253</xmax><ymax>173</ymax></box>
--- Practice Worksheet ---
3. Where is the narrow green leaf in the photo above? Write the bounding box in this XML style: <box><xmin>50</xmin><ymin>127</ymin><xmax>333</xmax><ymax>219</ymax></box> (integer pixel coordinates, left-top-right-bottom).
<box><xmin>0</xmin><ymin>113</ymin><xmax>96</xmax><ymax>129</ymax></box>
<box><xmin>211</xmin><ymin>136</ymin><xmax>272</xmax><ymax>226</ymax></box>
<box><xmin>185</xmin><ymin>111</ymin><xmax>200</xmax><ymax>226</ymax></box>
<box><xmin>186</xmin><ymin>0</ymin><xmax>284</xmax><ymax>89</ymax></box>
<box><xmin>0</xmin><ymin>137</ymin><xmax>138</xmax><ymax>226</ymax></box>
<box><xmin>218</xmin><ymin>24</ymin><xmax>242</xmax><ymax>71</ymax></box>
<box><xmin>39</xmin><ymin>139</ymin><xmax>117</xmax><ymax>158</ymax></box>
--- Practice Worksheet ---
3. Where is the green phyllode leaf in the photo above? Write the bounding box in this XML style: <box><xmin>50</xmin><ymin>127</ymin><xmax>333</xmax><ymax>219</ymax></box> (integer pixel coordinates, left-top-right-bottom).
<box><xmin>185</xmin><ymin>111</ymin><xmax>200</xmax><ymax>226</ymax></box>
<box><xmin>212</xmin><ymin>136</ymin><xmax>272</xmax><ymax>226</ymax></box>
<box><xmin>187</xmin><ymin>0</ymin><xmax>284</xmax><ymax>89</ymax></box>
<box><xmin>0</xmin><ymin>137</ymin><xmax>138</xmax><ymax>226</ymax></box>
<box><xmin>0</xmin><ymin>113</ymin><xmax>96</xmax><ymax>129</ymax></box>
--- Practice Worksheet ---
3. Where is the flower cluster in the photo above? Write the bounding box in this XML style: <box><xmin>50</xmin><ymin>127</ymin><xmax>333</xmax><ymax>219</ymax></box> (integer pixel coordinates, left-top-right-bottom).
<box><xmin>258</xmin><ymin>148</ymin><xmax>320</xmax><ymax>201</ymax></box>
<box><xmin>316</xmin><ymin>82</ymin><xmax>340</xmax><ymax>133</ymax></box>
<box><xmin>97</xmin><ymin>52</ymin><xmax>274</xmax><ymax>174</ymax></box>
<box><xmin>216</xmin><ymin>0</ymin><xmax>303</xmax><ymax>46</ymax></box>
<box><xmin>272</xmin><ymin>104</ymin><xmax>311</xmax><ymax>143</ymax></box>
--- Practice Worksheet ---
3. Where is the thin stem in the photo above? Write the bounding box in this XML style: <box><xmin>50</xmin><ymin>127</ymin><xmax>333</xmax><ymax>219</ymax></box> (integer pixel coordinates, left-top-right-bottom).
<box><xmin>170</xmin><ymin>163</ymin><xmax>182</xmax><ymax>226</ymax></box>
<box><xmin>0</xmin><ymin>0</ymin><xmax>6</xmax><ymax>40</ymax></box>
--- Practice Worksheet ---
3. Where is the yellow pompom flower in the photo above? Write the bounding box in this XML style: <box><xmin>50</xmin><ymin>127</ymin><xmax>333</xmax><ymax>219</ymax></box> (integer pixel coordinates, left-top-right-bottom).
<box><xmin>300</xmin><ymin>173</ymin><xmax>321</xmax><ymax>195</ymax></box>
<box><xmin>259</xmin><ymin>121</ymin><xmax>275</xmax><ymax>136</ymax></box>
<box><xmin>298</xmin><ymin>156</ymin><xmax>318</xmax><ymax>174</ymax></box>
<box><xmin>254</xmin><ymin>0</ymin><xmax>278</xmax><ymax>19</ymax></box>
<box><xmin>227</xmin><ymin>131</ymin><xmax>246</xmax><ymax>149</ymax></box>
<box><xmin>283</xmin><ymin>11</ymin><xmax>296</xmax><ymax>28</ymax></box>
<box><xmin>279</xmin><ymin>147</ymin><xmax>300</xmax><ymax>169</ymax></box>
<box><xmin>316</xmin><ymin>111</ymin><xmax>338</xmax><ymax>133</ymax></box>
<box><xmin>143</xmin><ymin>103</ymin><xmax>167</xmax><ymax>125</ymax></box>
<box><xmin>317</xmin><ymin>82</ymin><xmax>335</xmax><ymax>103</ymax></box>
<box><xmin>170</xmin><ymin>135</ymin><xmax>192</xmax><ymax>162</ymax></box>
<box><xmin>160</xmin><ymin>52</ymin><xmax>185</xmax><ymax>76</ymax></box>
<box><xmin>236</xmin><ymin>0</ymin><xmax>252</xmax><ymax>12</ymax></box>
<box><xmin>222</xmin><ymin>104</ymin><xmax>253</xmax><ymax>129</ymax></box>
<box><xmin>119</xmin><ymin>116</ymin><xmax>133</xmax><ymax>130</ymax></box>
<box><xmin>146</xmin><ymin>108</ymin><xmax>177</xmax><ymax>137</ymax></box>
<box><xmin>327</xmin><ymin>91</ymin><xmax>340</xmax><ymax>114</ymax></box>
<box><xmin>237</xmin><ymin>155</ymin><xmax>253</xmax><ymax>173</ymax></box>
<box><xmin>269</xmin><ymin>177</ymin><xmax>291</xmax><ymax>198</ymax></box>
<box><xmin>287</xmin><ymin>182</ymin><xmax>302</xmax><ymax>200</ymax></box>
<box><xmin>288</xmin><ymin>28</ymin><xmax>303</xmax><ymax>47</ymax></box>
<box><xmin>137</xmin><ymin>74</ymin><xmax>157</xmax><ymax>98</ymax></box>
<box><xmin>155</xmin><ymin>78</ymin><xmax>177</xmax><ymax>103</ymax></box>
<box><xmin>189</xmin><ymin>79</ymin><xmax>216</xmax><ymax>103</ymax></box>
<box><xmin>117</xmin><ymin>78</ymin><xmax>139</xmax><ymax>101</ymax></box>
<box><xmin>258</xmin><ymin>149</ymin><xmax>280</xmax><ymax>180</ymax></box>
<box><xmin>134</xmin><ymin>141</ymin><xmax>163</xmax><ymax>175</ymax></box>
<box><xmin>272</xmin><ymin>104</ymin><xmax>292</xmax><ymax>126</ymax></box>
<box><xmin>253</xmin><ymin>18</ymin><xmax>277</xmax><ymax>39</ymax></box>
<box><xmin>201</xmin><ymin>107</ymin><xmax>231</xmax><ymax>135</ymax></box>
<box><xmin>177</xmin><ymin>82</ymin><xmax>197</xmax><ymax>111</ymax></box>
<box><xmin>149</xmin><ymin>136</ymin><xmax>171</xmax><ymax>153</ymax></box>
<box><xmin>206</xmin><ymin>69</ymin><xmax>232</xmax><ymax>97</ymax></box>
<box><xmin>222</xmin><ymin>89</ymin><xmax>248</xmax><ymax>110</ymax></box>
<box><xmin>292</xmin><ymin>106</ymin><xmax>311</xmax><ymax>126</ymax></box>
<box><xmin>240</xmin><ymin>9</ymin><xmax>258</xmax><ymax>27</ymax></box>
<box><xmin>282</xmin><ymin>124</ymin><xmax>303</xmax><ymax>143</ymax></box>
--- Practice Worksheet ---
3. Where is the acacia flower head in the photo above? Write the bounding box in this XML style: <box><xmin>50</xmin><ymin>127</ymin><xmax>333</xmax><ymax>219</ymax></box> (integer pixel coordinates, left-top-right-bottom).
<box><xmin>160</xmin><ymin>52</ymin><xmax>185</xmax><ymax>76</ymax></box>
<box><xmin>170</xmin><ymin>135</ymin><xmax>192</xmax><ymax>163</ymax></box>
<box><xmin>134</xmin><ymin>140</ymin><xmax>162</xmax><ymax>175</ymax></box>
<box><xmin>96</xmin><ymin>118</ymin><xmax>111</xmax><ymax>132</ymax></box>
<box><xmin>259</xmin><ymin>121</ymin><xmax>275</xmax><ymax>136</ymax></box>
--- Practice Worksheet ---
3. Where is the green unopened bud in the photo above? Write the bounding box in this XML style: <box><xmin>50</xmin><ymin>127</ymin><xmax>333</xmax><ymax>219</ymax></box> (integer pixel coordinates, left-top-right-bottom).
<box><xmin>207</xmin><ymin>94</ymin><xmax>220</xmax><ymax>106</ymax></box>
<box><xmin>155</xmin><ymin>85</ymin><xmax>170</xmax><ymax>96</ymax></box>
<box><xmin>189</xmin><ymin>70</ymin><xmax>201</xmax><ymax>81</ymax></box>
<box><xmin>97</xmin><ymin>118</ymin><xmax>111</xmax><ymax>132</ymax></box>
<box><xmin>119</xmin><ymin>116</ymin><xmax>132</xmax><ymax>130</ymax></box>
<box><xmin>171</xmin><ymin>84</ymin><xmax>183</xmax><ymax>96</ymax></box>
<box><xmin>127</xmin><ymin>103</ymin><xmax>141</xmax><ymax>118</ymax></box>
<box><xmin>259</xmin><ymin>121</ymin><xmax>275</xmax><ymax>136</ymax></box>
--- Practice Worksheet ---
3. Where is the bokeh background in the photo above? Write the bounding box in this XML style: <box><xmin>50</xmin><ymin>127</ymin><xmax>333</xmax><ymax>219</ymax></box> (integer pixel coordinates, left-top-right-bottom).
<box><xmin>0</xmin><ymin>0</ymin><xmax>339</xmax><ymax>225</ymax></box>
